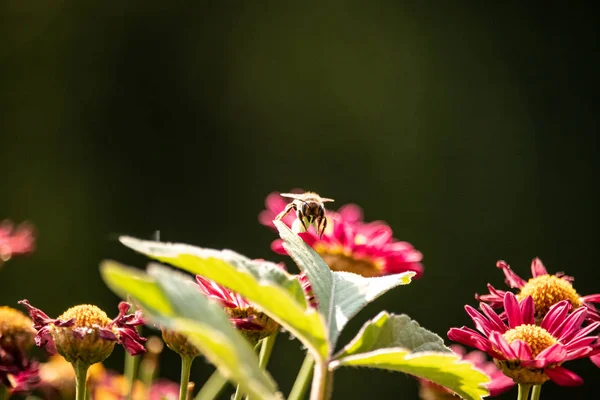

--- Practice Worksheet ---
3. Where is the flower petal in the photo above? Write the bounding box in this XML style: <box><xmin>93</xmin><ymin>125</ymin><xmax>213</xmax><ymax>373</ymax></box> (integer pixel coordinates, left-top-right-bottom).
<box><xmin>488</xmin><ymin>331</ymin><xmax>517</xmax><ymax>360</ymax></box>
<box><xmin>541</xmin><ymin>300</ymin><xmax>570</xmax><ymax>334</ymax></box>
<box><xmin>519</xmin><ymin>295</ymin><xmax>535</xmax><ymax>325</ymax></box>
<box><xmin>510</xmin><ymin>339</ymin><xmax>533</xmax><ymax>361</ymax></box>
<box><xmin>544</xmin><ymin>366</ymin><xmax>583</xmax><ymax>386</ymax></box>
<box><xmin>465</xmin><ymin>305</ymin><xmax>493</xmax><ymax>336</ymax></box>
<box><xmin>503</xmin><ymin>292</ymin><xmax>523</xmax><ymax>328</ymax></box>
<box><xmin>535</xmin><ymin>343</ymin><xmax>567</xmax><ymax>365</ymax></box>
<box><xmin>479</xmin><ymin>302</ymin><xmax>508</xmax><ymax>333</ymax></box>
<box><xmin>447</xmin><ymin>327</ymin><xmax>490</xmax><ymax>353</ymax></box>
<box><xmin>554</xmin><ymin>306</ymin><xmax>587</xmax><ymax>342</ymax></box>
<box><xmin>497</xmin><ymin>260</ymin><xmax>526</xmax><ymax>288</ymax></box>
<box><xmin>475</xmin><ymin>284</ymin><xmax>507</xmax><ymax>308</ymax></box>
<box><xmin>530</xmin><ymin>258</ymin><xmax>548</xmax><ymax>277</ymax></box>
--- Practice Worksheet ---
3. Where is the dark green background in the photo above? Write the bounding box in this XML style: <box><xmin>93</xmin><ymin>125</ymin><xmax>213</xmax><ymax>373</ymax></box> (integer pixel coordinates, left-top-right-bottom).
<box><xmin>2</xmin><ymin>2</ymin><xmax>598</xmax><ymax>399</ymax></box>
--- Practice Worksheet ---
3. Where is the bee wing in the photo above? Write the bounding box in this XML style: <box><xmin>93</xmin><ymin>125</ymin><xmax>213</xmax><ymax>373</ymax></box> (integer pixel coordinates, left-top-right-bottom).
<box><xmin>320</xmin><ymin>197</ymin><xmax>335</xmax><ymax>202</ymax></box>
<box><xmin>280</xmin><ymin>193</ymin><xmax>305</xmax><ymax>200</ymax></box>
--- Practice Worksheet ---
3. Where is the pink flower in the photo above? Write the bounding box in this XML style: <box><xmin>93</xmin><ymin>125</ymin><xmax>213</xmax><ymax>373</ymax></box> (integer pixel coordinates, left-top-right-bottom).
<box><xmin>19</xmin><ymin>300</ymin><xmax>146</xmax><ymax>366</ymax></box>
<box><xmin>448</xmin><ymin>292</ymin><xmax>600</xmax><ymax>386</ymax></box>
<box><xmin>196</xmin><ymin>276</ymin><xmax>279</xmax><ymax>343</ymax></box>
<box><xmin>476</xmin><ymin>258</ymin><xmax>600</xmax><ymax>322</ymax></box>
<box><xmin>0</xmin><ymin>220</ymin><xmax>35</xmax><ymax>262</ymax></box>
<box><xmin>417</xmin><ymin>345</ymin><xmax>514</xmax><ymax>398</ymax></box>
<box><xmin>148</xmin><ymin>379</ymin><xmax>180</xmax><ymax>400</ymax></box>
<box><xmin>259</xmin><ymin>191</ymin><xmax>423</xmax><ymax>278</ymax></box>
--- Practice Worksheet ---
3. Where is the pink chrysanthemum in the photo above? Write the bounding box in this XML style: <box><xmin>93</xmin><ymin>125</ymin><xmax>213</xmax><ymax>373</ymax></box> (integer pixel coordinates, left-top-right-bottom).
<box><xmin>259</xmin><ymin>191</ymin><xmax>423</xmax><ymax>278</ymax></box>
<box><xmin>476</xmin><ymin>258</ymin><xmax>600</xmax><ymax>322</ymax></box>
<box><xmin>0</xmin><ymin>220</ymin><xmax>35</xmax><ymax>262</ymax></box>
<box><xmin>19</xmin><ymin>300</ymin><xmax>146</xmax><ymax>366</ymax></box>
<box><xmin>196</xmin><ymin>275</ymin><xmax>279</xmax><ymax>343</ymax></box>
<box><xmin>448</xmin><ymin>292</ymin><xmax>600</xmax><ymax>386</ymax></box>
<box><xmin>417</xmin><ymin>345</ymin><xmax>514</xmax><ymax>399</ymax></box>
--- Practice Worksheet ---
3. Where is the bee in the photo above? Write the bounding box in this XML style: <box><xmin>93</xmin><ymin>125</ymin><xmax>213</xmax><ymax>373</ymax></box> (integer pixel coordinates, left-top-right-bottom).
<box><xmin>275</xmin><ymin>191</ymin><xmax>334</xmax><ymax>238</ymax></box>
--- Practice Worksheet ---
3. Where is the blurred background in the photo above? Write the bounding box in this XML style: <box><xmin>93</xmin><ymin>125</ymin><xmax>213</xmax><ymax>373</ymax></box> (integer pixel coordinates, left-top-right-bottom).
<box><xmin>1</xmin><ymin>2</ymin><xmax>599</xmax><ymax>399</ymax></box>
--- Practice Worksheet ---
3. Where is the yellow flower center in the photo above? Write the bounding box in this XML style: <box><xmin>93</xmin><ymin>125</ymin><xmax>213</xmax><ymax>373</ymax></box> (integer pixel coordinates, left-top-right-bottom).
<box><xmin>0</xmin><ymin>306</ymin><xmax>34</xmax><ymax>336</ymax></box>
<box><xmin>0</xmin><ymin>306</ymin><xmax>35</xmax><ymax>349</ymax></box>
<box><xmin>502</xmin><ymin>324</ymin><xmax>558</xmax><ymax>358</ymax></box>
<box><xmin>517</xmin><ymin>275</ymin><xmax>581</xmax><ymax>320</ymax></box>
<box><xmin>57</xmin><ymin>304</ymin><xmax>112</xmax><ymax>328</ymax></box>
<box><xmin>315</xmin><ymin>244</ymin><xmax>382</xmax><ymax>277</ymax></box>
<box><xmin>495</xmin><ymin>324</ymin><xmax>559</xmax><ymax>385</ymax></box>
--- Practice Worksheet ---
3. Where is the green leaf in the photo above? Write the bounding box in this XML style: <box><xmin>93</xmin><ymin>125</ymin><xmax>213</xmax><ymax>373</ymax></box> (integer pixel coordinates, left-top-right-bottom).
<box><xmin>100</xmin><ymin>261</ymin><xmax>281</xmax><ymax>400</ymax></box>
<box><xmin>118</xmin><ymin>236</ymin><xmax>329</xmax><ymax>360</ymax></box>
<box><xmin>274</xmin><ymin>221</ymin><xmax>415</xmax><ymax>350</ymax></box>
<box><xmin>100</xmin><ymin>261</ymin><xmax>173</xmax><ymax>316</ymax></box>
<box><xmin>330</xmin><ymin>312</ymin><xmax>490</xmax><ymax>400</ymax></box>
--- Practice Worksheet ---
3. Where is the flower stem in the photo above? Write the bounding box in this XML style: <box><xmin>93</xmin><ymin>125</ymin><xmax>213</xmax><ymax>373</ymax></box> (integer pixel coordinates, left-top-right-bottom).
<box><xmin>232</xmin><ymin>385</ymin><xmax>244</xmax><ymax>400</ymax></box>
<box><xmin>193</xmin><ymin>370</ymin><xmax>228</xmax><ymax>400</ymax></box>
<box><xmin>73</xmin><ymin>360</ymin><xmax>90</xmax><ymax>400</ymax></box>
<box><xmin>124</xmin><ymin>352</ymin><xmax>141</xmax><ymax>400</ymax></box>
<box><xmin>289</xmin><ymin>354</ymin><xmax>315</xmax><ymax>400</ymax></box>
<box><xmin>259</xmin><ymin>332</ymin><xmax>278</xmax><ymax>369</ymax></box>
<box><xmin>310</xmin><ymin>360</ymin><xmax>332</xmax><ymax>400</ymax></box>
<box><xmin>0</xmin><ymin>384</ymin><xmax>8</xmax><ymax>400</ymax></box>
<box><xmin>517</xmin><ymin>383</ymin><xmax>532</xmax><ymax>400</ymax></box>
<box><xmin>179</xmin><ymin>356</ymin><xmax>195</xmax><ymax>400</ymax></box>
<box><xmin>530</xmin><ymin>385</ymin><xmax>542</xmax><ymax>400</ymax></box>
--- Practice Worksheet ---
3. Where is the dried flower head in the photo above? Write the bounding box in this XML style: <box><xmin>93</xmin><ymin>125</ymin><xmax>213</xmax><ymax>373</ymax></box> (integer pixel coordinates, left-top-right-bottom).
<box><xmin>161</xmin><ymin>328</ymin><xmax>202</xmax><ymax>359</ymax></box>
<box><xmin>476</xmin><ymin>258</ymin><xmax>600</xmax><ymax>322</ymax></box>
<box><xmin>448</xmin><ymin>292</ymin><xmax>600</xmax><ymax>386</ymax></box>
<box><xmin>0</xmin><ymin>306</ymin><xmax>40</xmax><ymax>394</ymax></box>
<box><xmin>196</xmin><ymin>275</ymin><xmax>279</xmax><ymax>343</ymax></box>
<box><xmin>19</xmin><ymin>300</ymin><xmax>146</xmax><ymax>366</ymax></box>
<box><xmin>260</xmin><ymin>191</ymin><xmax>423</xmax><ymax>278</ymax></box>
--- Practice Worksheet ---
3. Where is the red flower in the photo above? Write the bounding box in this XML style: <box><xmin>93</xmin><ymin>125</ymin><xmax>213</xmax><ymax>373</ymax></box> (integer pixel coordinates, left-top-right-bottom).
<box><xmin>19</xmin><ymin>300</ymin><xmax>146</xmax><ymax>366</ymax></box>
<box><xmin>260</xmin><ymin>191</ymin><xmax>423</xmax><ymax>278</ymax></box>
<box><xmin>476</xmin><ymin>258</ymin><xmax>600</xmax><ymax>322</ymax></box>
<box><xmin>196</xmin><ymin>275</ymin><xmax>279</xmax><ymax>342</ymax></box>
<box><xmin>448</xmin><ymin>292</ymin><xmax>600</xmax><ymax>386</ymax></box>
<box><xmin>0</xmin><ymin>220</ymin><xmax>35</xmax><ymax>262</ymax></box>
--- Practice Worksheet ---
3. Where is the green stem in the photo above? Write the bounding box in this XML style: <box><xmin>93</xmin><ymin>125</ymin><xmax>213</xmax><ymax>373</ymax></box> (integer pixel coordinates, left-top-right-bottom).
<box><xmin>179</xmin><ymin>356</ymin><xmax>195</xmax><ymax>400</ymax></box>
<box><xmin>0</xmin><ymin>384</ymin><xmax>8</xmax><ymax>400</ymax></box>
<box><xmin>530</xmin><ymin>385</ymin><xmax>542</xmax><ymax>400</ymax></box>
<box><xmin>517</xmin><ymin>384</ymin><xmax>532</xmax><ymax>400</ymax></box>
<box><xmin>124</xmin><ymin>352</ymin><xmax>141</xmax><ymax>400</ymax></box>
<box><xmin>73</xmin><ymin>361</ymin><xmax>90</xmax><ymax>400</ymax></box>
<box><xmin>232</xmin><ymin>385</ymin><xmax>244</xmax><ymax>400</ymax></box>
<box><xmin>289</xmin><ymin>354</ymin><xmax>315</xmax><ymax>400</ymax></box>
<box><xmin>193</xmin><ymin>370</ymin><xmax>228</xmax><ymax>400</ymax></box>
<box><xmin>309</xmin><ymin>360</ymin><xmax>330</xmax><ymax>400</ymax></box>
<box><xmin>258</xmin><ymin>332</ymin><xmax>278</xmax><ymax>369</ymax></box>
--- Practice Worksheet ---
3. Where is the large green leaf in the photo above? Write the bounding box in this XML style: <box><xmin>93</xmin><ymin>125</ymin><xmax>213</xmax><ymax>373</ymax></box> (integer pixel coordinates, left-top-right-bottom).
<box><xmin>274</xmin><ymin>221</ymin><xmax>415</xmax><ymax>350</ymax></box>
<box><xmin>101</xmin><ymin>261</ymin><xmax>173</xmax><ymax>316</ymax></box>
<box><xmin>100</xmin><ymin>261</ymin><xmax>281</xmax><ymax>400</ymax></box>
<box><xmin>118</xmin><ymin>237</ymin><xmax>329</xmax><ymax>359</ymax></box>
<box><xmin>330</xmin><ymin>312</ymin><xmax>490</xmax><ymax>400</ymax></box>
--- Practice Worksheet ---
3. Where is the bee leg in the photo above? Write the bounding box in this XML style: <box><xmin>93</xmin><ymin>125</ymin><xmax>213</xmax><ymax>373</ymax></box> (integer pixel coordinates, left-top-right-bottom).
<box><xmin>275</xmin><ymin>203</ymin><xmax>296</xmax><ymax>221</ymax></box>
<box><xmin>317</xmin><ymin>216</ymin><xmax>327</xmax><ymax>238</ymax></box>
<box><xmin>296</xmin><ymin>209</ymin><xmax>309</xmax><ymax>232</ymax></box>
